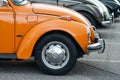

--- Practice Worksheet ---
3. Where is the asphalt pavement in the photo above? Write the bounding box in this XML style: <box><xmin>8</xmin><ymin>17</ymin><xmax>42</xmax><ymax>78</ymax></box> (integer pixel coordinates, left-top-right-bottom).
<box><xmin>0</xmin><ymin>59</ymin><xmax>119</xmax><ymax>80</ymax></box>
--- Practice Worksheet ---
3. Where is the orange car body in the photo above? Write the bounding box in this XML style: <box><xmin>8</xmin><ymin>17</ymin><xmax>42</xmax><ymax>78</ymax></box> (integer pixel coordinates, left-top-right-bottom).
<box><xmin>0</xmin><ymin>0</ymin><xmax>103</xmax><ymax>60</ymax></box>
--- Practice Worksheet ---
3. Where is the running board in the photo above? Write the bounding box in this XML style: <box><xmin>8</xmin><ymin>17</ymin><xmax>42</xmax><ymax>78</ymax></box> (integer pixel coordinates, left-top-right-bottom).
<box><xmin>0</xmin><ymin>54</ymin><xmax>17</xmax><ymax>59</ymax></box>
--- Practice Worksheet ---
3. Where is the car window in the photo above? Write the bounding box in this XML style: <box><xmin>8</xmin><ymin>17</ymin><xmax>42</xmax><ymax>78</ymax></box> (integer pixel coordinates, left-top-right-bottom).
<box><xmin>0</xmin><ymin>0</ymin><xmax>3</xmax><ymax>7</ymax></box>
<box><xmin>12</xmin><ymin>0</ymin><xmax>29</xmax><ymax>6</ymax></box>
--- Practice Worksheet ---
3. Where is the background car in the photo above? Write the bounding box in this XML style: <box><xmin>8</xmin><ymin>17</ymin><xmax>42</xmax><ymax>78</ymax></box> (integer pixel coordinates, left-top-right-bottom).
<box><xmin>99</xmin><ymin>0</ymin><xmax>120</xmax><ymax>18</ymax></box>
<box><xmin>117</xmin><ymin>0</ymin><xmax>120</xmax><ymax>2</ymax></box>
<box><xmin>76</xmin><ymin>0</ymin><xmax>114</xmax><ymax>26</ymax></box>
<box><xmin>30</xmin><ymin>0</ymin><xmax>113</xmax><ymax>27</ymax></box>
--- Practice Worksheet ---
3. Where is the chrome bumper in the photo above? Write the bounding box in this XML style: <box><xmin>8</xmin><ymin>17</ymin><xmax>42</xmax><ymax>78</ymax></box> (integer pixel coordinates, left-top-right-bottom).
<box><xmin>101</xmin><ymin>13</ymin><xmax>114</xmax><ymax>26</ymax></box>
<box><xmin>87</xmin><ymin>33</ymin><xmax>105</xmax><ymax>54</ymax></box>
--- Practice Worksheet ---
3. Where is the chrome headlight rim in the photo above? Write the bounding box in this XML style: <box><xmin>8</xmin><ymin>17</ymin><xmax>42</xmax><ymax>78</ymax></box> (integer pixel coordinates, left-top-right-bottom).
<box><xmin>85</xmin><ymin>26</ymin><xmax>91</xmax><ymax>42</ymax></box>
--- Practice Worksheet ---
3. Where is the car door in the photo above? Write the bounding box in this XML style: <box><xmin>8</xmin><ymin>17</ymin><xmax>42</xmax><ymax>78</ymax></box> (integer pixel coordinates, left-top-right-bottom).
<box><xmin>0</xmin><ymin>0</ymin><xmax>15</xmax><ymax>53</ymax></box>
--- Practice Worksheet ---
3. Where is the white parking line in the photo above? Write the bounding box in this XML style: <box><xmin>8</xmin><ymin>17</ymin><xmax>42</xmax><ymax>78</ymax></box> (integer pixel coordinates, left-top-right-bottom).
<box><xmin>79</xmin><ymin>59</ymin><xmax>120</xmax><ymax>63</ymax></box>
<box><xmin>98</xmin><ymin>31</ymin><xmax>120</xmax><ymax>34</ymax></box>
<box><xmin>106</xmin><ymin>42</ymin><xmax>120</xmax><ymax>45</ymax></box>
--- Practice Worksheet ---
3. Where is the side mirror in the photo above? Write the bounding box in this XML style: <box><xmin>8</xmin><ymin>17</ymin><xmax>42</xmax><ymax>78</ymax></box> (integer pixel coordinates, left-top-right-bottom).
<box><xmin>0</xmin><ymin>0</ymin><xmax>4</xmax><ymax>7</ymax></box>
<box><xmin>3</xmin><ymin>0</ymin><xmax>8</xmax><ymax>6</ymax></box>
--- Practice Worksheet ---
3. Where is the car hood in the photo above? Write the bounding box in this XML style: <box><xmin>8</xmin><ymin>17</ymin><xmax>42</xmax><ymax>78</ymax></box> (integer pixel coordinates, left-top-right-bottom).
<box><xmin>31</xmin><ymin>3</ymin><xmax>90</xmax><ymax>26</ymax></box>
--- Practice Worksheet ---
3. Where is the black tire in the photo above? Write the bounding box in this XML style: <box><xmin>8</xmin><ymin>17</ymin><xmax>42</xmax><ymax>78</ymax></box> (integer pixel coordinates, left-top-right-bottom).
<box><xmin>34</xmin><ymin>33</ymin><xmax>77</xmax><ymax>75</ymax></box>
<box><xmin>79</xmin><ymin>11</ymin><xmax>97</xmax><ymax>27</ymax></box>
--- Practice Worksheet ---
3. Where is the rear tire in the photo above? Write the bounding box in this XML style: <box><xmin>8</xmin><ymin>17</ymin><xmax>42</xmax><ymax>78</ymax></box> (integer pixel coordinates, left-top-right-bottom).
<box><xmin>34</xmin><ymin>33</ymin><xmax>77</xmax><ymax>75</ymax></box>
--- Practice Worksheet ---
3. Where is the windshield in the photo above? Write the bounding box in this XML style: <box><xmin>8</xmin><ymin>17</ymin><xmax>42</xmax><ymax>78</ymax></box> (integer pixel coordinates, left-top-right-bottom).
<box><xmin>12</xmin><ymin>0</ymin><xmax>29</xmax><ymax>6</ymax></box>
<box><xmin>0</xmin><ymin>0</ymin><xmax>3</xmax><ymax>6</ymax></box>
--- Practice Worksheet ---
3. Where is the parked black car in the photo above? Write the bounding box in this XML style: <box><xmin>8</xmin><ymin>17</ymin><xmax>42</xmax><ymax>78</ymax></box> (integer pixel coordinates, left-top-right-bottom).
<box><xmin>99</xmin><ymin>0</ymin><xmax>120</xmax><ymax>18</ymax></box>
<box><xmin>117</xmin><ymin>0</ymin><xmax>120</xmax><ymax>2</ymax></box>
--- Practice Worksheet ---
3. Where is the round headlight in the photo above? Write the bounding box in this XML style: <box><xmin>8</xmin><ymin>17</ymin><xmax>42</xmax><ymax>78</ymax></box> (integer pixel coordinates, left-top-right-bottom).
<box><xmin>85</xmin><ymin>26</ymin><xmax>91</xmax><ymax>42</ymax></box>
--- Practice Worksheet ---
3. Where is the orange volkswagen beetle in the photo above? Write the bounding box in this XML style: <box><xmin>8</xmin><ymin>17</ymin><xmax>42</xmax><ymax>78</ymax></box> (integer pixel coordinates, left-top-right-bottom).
<box><xmin>0</xmin><ymin>0</ymin><xmax>105</xmax><ymax>75</ymax></box>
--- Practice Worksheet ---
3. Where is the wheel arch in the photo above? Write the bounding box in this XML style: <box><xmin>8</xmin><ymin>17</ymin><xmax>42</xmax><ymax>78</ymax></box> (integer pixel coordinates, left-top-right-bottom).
<box><xmin>77</xmin><ymin>10</ymin><xmax>98</xmax><ymax>26</ymax></box>
<box><xmin>33</xmin><ymin>30</ymin><xmax>85</xmax><ymax>58</ymax></box>
<box><xmin>16</xmin><ymin>20</ymin><xmax>88</xmax><ymax>60</ymax></box>
<box><xmin>70</xmin><ymin>4</ymin><xmax>99</xmax><ymax>23</ymax></box>
<box><xmin>78</xmin><ymin>10</ymin><xmax>97</xmax><ymax>20</ymax></box>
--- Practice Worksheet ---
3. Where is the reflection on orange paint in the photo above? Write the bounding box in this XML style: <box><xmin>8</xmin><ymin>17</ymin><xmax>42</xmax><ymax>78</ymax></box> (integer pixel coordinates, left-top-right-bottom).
<box><xmin>0</xmin><ymin>0</ymin><xmax>95</xmax><ymax>59</ymax></box>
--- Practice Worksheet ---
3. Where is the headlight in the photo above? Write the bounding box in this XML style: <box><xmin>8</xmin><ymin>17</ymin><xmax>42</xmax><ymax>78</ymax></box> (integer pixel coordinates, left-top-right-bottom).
<box><xmin>92</xmin><ymin>26</ymin><xmax>96</xmax><ymax>31</ymax></box>
<box><xmin>92</xmin><ymin>26</ymin><xmax>100</xmax><ymax>39</ymax></box>
<box><xmin>85</xmin><ymin>26</ymin><xmax>91</xmax><ymax>42</ymax></box>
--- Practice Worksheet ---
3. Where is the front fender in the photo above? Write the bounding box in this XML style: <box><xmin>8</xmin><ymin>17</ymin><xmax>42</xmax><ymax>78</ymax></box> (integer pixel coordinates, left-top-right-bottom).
<box><xmin>16</xmin><ymin>20</ymin><xmax>90</xmax><ymax>59</ymax></box>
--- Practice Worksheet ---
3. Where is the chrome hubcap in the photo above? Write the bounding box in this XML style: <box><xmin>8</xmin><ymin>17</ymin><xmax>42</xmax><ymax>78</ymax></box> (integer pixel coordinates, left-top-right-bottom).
<box><xmin>42</xmin><ymin>41</ymin><xmax>70</xmax><ymax>69</ymax></box>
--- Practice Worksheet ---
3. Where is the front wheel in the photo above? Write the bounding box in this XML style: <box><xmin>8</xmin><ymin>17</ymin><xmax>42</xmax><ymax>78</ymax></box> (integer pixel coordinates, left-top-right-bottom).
<box><xmin>34</xmin><ymin>33</ymin><xmax>77</xmax><ymax>75</ymax></box>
